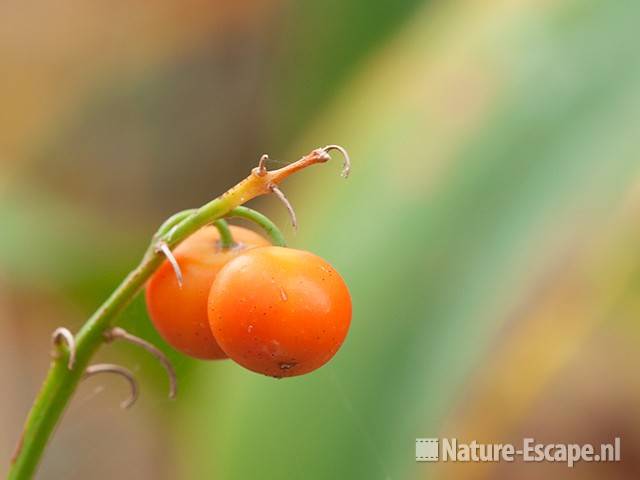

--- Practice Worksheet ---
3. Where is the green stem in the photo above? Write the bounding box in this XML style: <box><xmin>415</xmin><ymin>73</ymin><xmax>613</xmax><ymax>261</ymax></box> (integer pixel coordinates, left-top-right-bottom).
<box><xmin>9</xmin><ymin>146</ymin><xmax>338</xmax><ymax>479</ymax></box>
<box><xmin>155</xmin><ymin>209</ymin><xmax>196</xmax><ymax>238</ymax></box>
<box><xmin>9</xmin><ymin>251</ymin><xmax>164</xmax><ymax>480</ymax></box>
<box><xmin>225</xmin><ymin>206</ymin><xmax>287</xmax><ymax>247</ymax></box>
<box><xmin>213</xmin><ymin>219</ymin><xmax>235</xmax><ymax>249</ymax></box>
<box><xmin>9</xmin><ymin>187</ymin><xmax>252</xmax><ymax>480</ymax></box>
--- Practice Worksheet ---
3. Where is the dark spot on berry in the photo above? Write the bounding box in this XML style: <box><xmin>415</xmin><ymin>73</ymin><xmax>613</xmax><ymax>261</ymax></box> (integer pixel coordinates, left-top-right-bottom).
<box><xmin>278</xmin><ymin>361</ymin><xmax>297</xmax><ymax>370</ymax></box>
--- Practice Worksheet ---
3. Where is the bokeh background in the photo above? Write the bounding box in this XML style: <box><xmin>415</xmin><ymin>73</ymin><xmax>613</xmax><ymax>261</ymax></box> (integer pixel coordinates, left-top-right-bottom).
<box><xmin>2</xmin><ymin>0</ymin><xmax>640</xmax><ymax>478</ymax></box>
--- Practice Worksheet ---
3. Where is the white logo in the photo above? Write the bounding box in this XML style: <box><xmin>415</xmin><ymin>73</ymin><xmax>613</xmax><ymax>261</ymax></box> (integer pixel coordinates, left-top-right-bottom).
<box><xmin>416</xmin><ymin>437</ymin><xmax>621</xmax><ymax>467</ymax></box>
<box><xmin>415</xmin><ymin>438</ymin><xmax>439</xmax><ymax>462</ymax></box>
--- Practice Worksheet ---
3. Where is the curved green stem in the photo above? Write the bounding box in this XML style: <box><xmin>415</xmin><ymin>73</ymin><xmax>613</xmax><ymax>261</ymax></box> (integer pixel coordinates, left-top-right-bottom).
<box><xmin>213</xmin><ymin>219</ymin><xmax>235</xmax><ymax>249</ymax></box>
<box><xmin>8</xmin><ymin>146</ymin><xmax>340</xmax><ymax>479</ymax></box>
<box><xmin>225</xmin><ymin>206</ymin><xmax>287</xmax><ymax>247</ymax></box>
<box><xmin>155</xmin><ymin>209</ymin><xmax>196</xmax><ymax>239</ymax></box>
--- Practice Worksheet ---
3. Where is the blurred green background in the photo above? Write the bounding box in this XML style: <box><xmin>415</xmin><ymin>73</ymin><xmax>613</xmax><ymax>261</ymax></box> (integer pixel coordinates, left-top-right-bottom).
<box><xmin>2</xmin><ymin>0</ymin><xmax>640</xmax><ymax>478</ymax></box>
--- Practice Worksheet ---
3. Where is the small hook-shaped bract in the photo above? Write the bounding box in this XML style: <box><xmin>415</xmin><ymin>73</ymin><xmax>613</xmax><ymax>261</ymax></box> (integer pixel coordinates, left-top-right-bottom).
<box><xmin>321</xmin><ymin>145</ymin><xmax>351</xmax><ymax>178</ymax></box>
<box><xmin>257</xmin><ymin>154</ymin><xmax>269</xmax><ymax>176</ymax></box>
<box><xmin>51</xmin><ymin>327</ymin><xmax>76</xmax><ymax>370</ymax></box>
<box><xmin>269</xmin><ymin>184</ymin><xmax>298</xmax><ymax>230</ymax></box>
<box><xmin>104</xmin><ymin>327</ymin><xmax>177</xmax><ymax>400</ymax></box>
<box><xmin>155</xmin><ymin>241</ymin><xmax>183</xmax><ymax>288</ymax></box>
<box><xmin>83</xmin><ymin>363</ymin><xmax>139</xmax><ymax>409</ymax></box>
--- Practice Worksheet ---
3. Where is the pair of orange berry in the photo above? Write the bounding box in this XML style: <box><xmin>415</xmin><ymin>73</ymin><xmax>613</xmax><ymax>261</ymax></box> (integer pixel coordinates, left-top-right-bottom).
<box><xmin>145</xmin><ymin>225</ymin><xmax>352</xmax><ymax>378</ymax></box>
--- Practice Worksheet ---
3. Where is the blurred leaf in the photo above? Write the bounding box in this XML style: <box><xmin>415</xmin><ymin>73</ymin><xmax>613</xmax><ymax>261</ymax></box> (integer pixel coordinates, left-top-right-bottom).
<box><xmin>268</xmin><ymin>0</ymin><xmax>427</xmax><ymax>145</ymax></box>
<box><xmin>0</xmin><ymin>183</ymin><xmax>142</xmax><ymax>301</ymax></box>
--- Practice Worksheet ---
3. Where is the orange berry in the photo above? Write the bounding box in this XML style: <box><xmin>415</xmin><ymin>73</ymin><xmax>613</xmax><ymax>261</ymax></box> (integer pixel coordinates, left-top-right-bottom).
<box><xmin>146</xmin><ymin>225</ymin><xmax>270</xmax><ymax>359</ymax></box>
<box><xmin>208</xmin><ymin>246</ymin><xmax>351</xmax><ymax>377</ymax></box>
